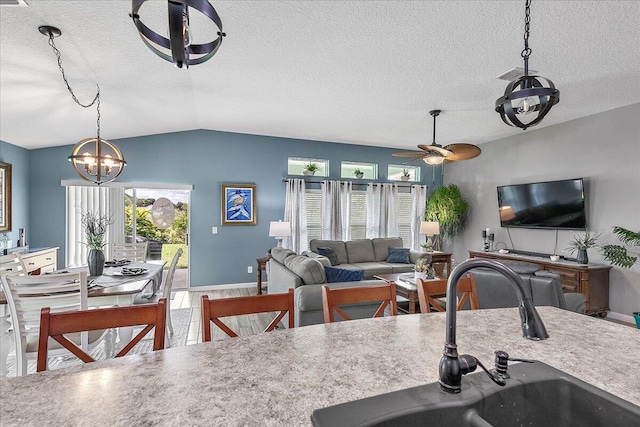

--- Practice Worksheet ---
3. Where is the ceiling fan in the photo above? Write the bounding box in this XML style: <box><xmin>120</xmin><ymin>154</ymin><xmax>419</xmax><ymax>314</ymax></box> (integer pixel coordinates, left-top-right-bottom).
<box><xmin>393</xmin><ymin>110</ymin><xmax>481</xmax><ymax>165</ymax></box>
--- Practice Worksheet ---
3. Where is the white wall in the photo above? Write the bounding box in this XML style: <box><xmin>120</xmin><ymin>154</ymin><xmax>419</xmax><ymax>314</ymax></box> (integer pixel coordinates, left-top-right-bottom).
<box><xmin>445</xmin><ymin>103</ymin><xmax>640</xmax><ymax>319</ymax></box>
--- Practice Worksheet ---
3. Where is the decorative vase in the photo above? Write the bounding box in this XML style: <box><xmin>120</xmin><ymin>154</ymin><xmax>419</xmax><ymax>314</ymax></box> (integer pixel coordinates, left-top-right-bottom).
<box><xmin>401</xmin><ymin>176</ymin><xmax>410</xmax><ymax>181</ymax></box>
<box><xmin>576</xmin><ymin>249</ymin><xmax>588</xmax><ymax>264</ymax></box>
<box><xmin>87</xmin><ymin>249</ymin><xmax>105</xmax><ymax>276</ymax></box>
<box><xmin>303</xmin><ymin>170</ymin><xmax>315</xmax><ymax>176</ymax></box>
<box><xmin>633</xmin><ymin>312</ymin><xmax>640</xmax><ymax>329</ymax></box>
<box><xmin>355</xmin><ymin>173</ymin><xmax>364</xmax><ymax>179</ymax></box>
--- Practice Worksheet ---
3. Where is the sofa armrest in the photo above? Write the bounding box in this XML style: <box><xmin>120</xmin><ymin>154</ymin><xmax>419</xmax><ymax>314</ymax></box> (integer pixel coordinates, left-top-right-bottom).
<box><xmin>266</xmin><ymin>258</ymin><xmax>303</xmax><ymax>293</ymax></box>
<box><xmin>564</xmin><ymin>292</ymin><xmax>586</xmax><ymax>314</ymax></box>
<box><xmin>302</xmin><ymin>251</ymin><xmax>331</xmax><ymax>267</ymax></box>
<box><xmin>409</xmin><ymin>250</ymin><xmax>432</xmax><ymax>264</ymax></box>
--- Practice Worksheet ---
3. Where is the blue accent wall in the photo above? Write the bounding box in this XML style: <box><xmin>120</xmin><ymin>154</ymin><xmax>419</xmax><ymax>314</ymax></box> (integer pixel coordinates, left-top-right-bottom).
<box><xmin>26</xmin><ymin>130</ymin><xmax>442</xmax><ymax>286</ymax></box>
<box><xmin>0</xmin><ymin>140</ymin><xmax>29</xmax><ymax>245</ymax></box>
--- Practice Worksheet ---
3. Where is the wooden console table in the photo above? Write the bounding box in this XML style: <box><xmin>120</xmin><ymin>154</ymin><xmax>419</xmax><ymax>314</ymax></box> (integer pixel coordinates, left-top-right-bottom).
<box><xmin>468</xmin><ymin>250</ymin><xmax>611</xmax><ymax>317</ymax></box>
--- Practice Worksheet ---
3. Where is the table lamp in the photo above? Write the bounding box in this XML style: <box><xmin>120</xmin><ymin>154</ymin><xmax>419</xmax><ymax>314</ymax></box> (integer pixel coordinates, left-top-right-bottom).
<box><xmin>420</xmin><ymin>221</ymin><xmax>440</xmax><ymax>251</ymax></box>
<box><xmin>269</xmin><ymin>221</ymin><xmax>291</xmax><ymax>247</ymax></box>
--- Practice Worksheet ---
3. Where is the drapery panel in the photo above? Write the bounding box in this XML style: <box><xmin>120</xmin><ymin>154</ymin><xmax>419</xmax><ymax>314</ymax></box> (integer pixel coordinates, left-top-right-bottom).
<box><xmin>365</xmin><ymin>183</ymin><xmax>398</xmax><ymax>238</ymax></box>
<box><xmin>321</xmin><ymin>180</ymin><xmax>352</xmax><ymax>241</ymax></box>
<box><xmin>410</xmin><ymin>185</ymin><xmax>428</xmax><ymax>250</ymax></box>
<box><xmin>283</xmin><ymin>178</ymin><xmax>308</xmax><ymax>253</ymax></box>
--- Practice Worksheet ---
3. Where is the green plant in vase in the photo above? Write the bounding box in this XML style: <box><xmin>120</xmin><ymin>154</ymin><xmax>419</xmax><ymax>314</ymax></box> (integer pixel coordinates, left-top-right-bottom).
<box><xmin>82</xmin><ymin>212</ymin><xmax>111</xmax><ymax>276</ymax></box>
<box><xmin>565</xmin><ymin>229</ymin><xmax>601</xmax><ymax>264</ymax></box>
<box><xmin>424</xmin><ymin>184</ymin><xmax>469</xmax><ymax>249</ymax></box>
<box><xmin>303</xmin><ymin>162</ymin><xmax>318</xmax><ymax>176</ymax></box>
<box><xmin>600</xmin><ymin>226</ymin><xmax>640</xmax><ymax>328</ymax></box>
<box><xmin>353</xmin><ymin>168</ymin><xmax>364</xmax><ymax>179</ymax></box>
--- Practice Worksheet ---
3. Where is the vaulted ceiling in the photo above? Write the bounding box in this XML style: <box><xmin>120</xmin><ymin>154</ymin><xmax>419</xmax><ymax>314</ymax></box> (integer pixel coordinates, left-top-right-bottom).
<box><xmin>1</xmin><ymin>1</ymin><xmax>639</xmax><ymax>150</ymax></box>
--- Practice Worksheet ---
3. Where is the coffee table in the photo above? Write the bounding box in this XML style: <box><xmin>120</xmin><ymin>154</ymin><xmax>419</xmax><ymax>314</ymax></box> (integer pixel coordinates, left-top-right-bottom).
<box><xmin>374</xmin><ymin>273</ymin><xmax>421</xmax><ymax>314</ymax></box>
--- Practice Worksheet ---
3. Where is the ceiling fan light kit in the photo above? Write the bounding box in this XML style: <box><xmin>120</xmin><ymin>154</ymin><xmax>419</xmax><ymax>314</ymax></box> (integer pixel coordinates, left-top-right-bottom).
<box><xmin>39</xmin><ymin>26</ymin><xmax>126</xmax><ymax>185</ymax></box>
<box><xmin>130</xmin><ymin>0</ymin><xmax>226</xmax><ymax>69</ymax></box>
<box><xmin>495</xmin><ymin>0</ymin><xmax>559</xmax><ymax>130</ymax></box>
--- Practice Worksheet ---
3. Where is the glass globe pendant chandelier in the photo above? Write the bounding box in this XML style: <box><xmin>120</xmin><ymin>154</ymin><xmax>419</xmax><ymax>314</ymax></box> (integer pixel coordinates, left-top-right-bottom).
<box><xmin>39</xmin><ymin>26</ymin><xmax>126</xmax><ymax>185</ymax></box>
<box><xmin>495</xmin><ymin>0</ymin><xmax>559</xmax><ymax>130</ymax></box>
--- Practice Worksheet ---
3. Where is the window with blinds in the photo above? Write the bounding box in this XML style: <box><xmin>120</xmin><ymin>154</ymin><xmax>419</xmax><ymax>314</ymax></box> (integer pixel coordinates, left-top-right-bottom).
<box><xmin>305</xmin><ymin>188</ymin><xmax>414</xmax><ymax>245</ymax></box>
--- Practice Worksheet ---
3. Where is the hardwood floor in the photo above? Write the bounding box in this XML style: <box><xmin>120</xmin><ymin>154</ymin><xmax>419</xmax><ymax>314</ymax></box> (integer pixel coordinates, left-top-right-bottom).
<box><xmin>171</xmin><ymin>287</ymin><xmax>282</xmax><ymax>345</ymax></box>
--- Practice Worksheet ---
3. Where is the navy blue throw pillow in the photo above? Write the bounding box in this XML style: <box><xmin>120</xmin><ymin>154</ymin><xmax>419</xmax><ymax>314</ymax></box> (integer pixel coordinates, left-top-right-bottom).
<box><xmin>386</xmin><ymin>247</ymin><xmax>410</xmax><ymax>264</ymax></box>
<box><xmin>316</xmin><ymin>246</ymin><xmax>339</xmax><ymax>266</ymax></box>
<box><xmin>325</xmin><ymin>266</ymin><xmax>364</xmax><ymax>283</ymax></box>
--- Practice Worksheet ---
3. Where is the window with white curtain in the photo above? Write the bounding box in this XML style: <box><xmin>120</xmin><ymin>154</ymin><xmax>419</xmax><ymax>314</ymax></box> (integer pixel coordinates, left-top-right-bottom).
<box><xmin>65</xmin><ymin>185</ymin><xmax>125</xmax><ymax>267</ymax></box>
<box><xmin>305</xmin><ymin>188</ymin><xmax>414</xmax><ymax>245</ymax></box>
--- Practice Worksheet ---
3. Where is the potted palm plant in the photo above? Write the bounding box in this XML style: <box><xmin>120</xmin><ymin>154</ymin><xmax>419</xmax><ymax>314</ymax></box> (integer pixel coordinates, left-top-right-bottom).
<box><xmin>303</xmin><ymin>162</ymin><xmax>318</xmax><ymax>176</ymax></box>
<box><xmin>353</xmin><ymin>168</ymin><xmax>364</xmax><ymax>179</ymax></box>
<box><xmin>566</xmin><ymin>230</ymin><xmax>601</xmax><ymax>264</ymax></box>
<box><xmin>600</xmin><ymin>226</ymin><xmax>640</xmax><ymax>328</ymax></box>
<box><xmin>82</xmin><ymin>212</ymin><xmax>111</xmax><ymax>276</ymax></box>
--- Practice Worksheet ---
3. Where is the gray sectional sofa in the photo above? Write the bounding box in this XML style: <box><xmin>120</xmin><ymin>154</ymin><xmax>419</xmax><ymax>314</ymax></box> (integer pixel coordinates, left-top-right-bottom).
<box><xmin>267</xmin><ymin>238</ymin><xmax>431</xmax><ymax>326</ymax></box>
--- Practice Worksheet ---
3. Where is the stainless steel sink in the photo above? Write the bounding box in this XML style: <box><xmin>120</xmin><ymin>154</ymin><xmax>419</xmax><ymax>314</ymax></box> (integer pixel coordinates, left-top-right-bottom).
<box><xmin>311</xmin><ymin>361</ymin><xmax>640</xmax><ymax>427</ymax></box>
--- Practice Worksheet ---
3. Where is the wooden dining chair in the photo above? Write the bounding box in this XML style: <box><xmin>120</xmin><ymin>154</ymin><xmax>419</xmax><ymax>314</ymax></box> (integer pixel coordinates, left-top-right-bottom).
<box><xmin>1</xmin><ymin>270</ymin><xmax>113</xmax><ymax>376</ymax></box>
<box><xmin>112</xmin><ymin>242</ymin><xmax>148</xmax><ymax>262</ymax></box>
<box><xmin>321</xmin><ymin>283</ymin><xmax>398</xmax><ymax>323</ymax></box>
<box><xmin>37</xmin><ymin>299</ymin><xmax>167</xmax><ymax>372</ymax></box>
<box><xmin>201</xmin><ymin>289</ymin><xmax>294</xmax><ymax>341</ymax></box>
<box><xmin>417</xmin><ymin>275</ymin><xmax>480</xmax><ymax>313</ymax></box>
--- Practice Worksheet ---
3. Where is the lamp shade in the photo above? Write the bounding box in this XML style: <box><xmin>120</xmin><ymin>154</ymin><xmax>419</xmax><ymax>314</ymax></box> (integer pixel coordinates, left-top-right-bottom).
<box><xmin>420</xmin><ymin>221</ymin><xmax>440</xmax><ymax>235</ymax></box>
<box><xmin>269</xmin><ymin>221</ymin><xmax>291</xmax><ymax>238</ymax></box>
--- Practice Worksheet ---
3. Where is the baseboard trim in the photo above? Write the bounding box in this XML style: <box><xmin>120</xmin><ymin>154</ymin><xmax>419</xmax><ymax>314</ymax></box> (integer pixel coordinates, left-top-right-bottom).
<box><xmin>606</xmin><ymin>311</ymin><xmax>636</xmax><ymax>326</ymax></box>
<box><xmin>184</xmin><ymin>282</ymin><xmax>256</xmax><ymax>292</ymax></box>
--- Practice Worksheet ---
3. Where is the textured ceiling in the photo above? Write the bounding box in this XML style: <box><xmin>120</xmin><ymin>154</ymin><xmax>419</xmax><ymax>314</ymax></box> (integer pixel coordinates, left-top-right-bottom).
<box><xmin>1</xmin><ymin>1</ymin><xmax>639</xmax><ymax>150</ymax></box>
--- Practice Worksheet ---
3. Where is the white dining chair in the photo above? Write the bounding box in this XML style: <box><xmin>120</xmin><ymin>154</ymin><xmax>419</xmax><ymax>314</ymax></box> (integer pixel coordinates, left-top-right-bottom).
<box><xmin>112</xmin><ymin>242</ymin><xmax>149</xmax><ymax>262</ymax></box>
<box><xmin>0</xmin><ymin>252</ymin><xmax>28</xmax><ymax>277</ymax></box>
<box><xmin>1</xmin><ymin>269</ymin><xmax>113</xmax><ymax>376</ymax></box>
<box><xmin>134</xmin><ymin>248</ymin><xmax>183</xmax><ymax>345</ymax></box>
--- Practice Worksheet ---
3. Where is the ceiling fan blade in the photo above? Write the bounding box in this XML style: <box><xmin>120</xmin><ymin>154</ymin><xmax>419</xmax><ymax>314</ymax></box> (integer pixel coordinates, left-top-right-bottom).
<box><xmin>392</xmin><ymin>151</ymin><xmax>427</xmax><ymax>158</ymax></box>
<box><xmin>443</xmin><ymin>143</ymin><xmax>482</xmax><ymax>161</ymax></box>
<box><xmin>418</xmin><ymin>144</ymin><xmax>454</xmax><ymax>157</ymax></box>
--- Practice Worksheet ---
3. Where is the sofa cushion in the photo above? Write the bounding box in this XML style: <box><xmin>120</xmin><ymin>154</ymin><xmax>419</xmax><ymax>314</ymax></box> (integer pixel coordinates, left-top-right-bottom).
<box><xmin>325</xmin><ymin>266</ymin><xmax>364</xmax><ymax>283</ymax></box>
<box><xmin>373</xmin><ymin>237</ymin><xmax>404</xmax><ymax>262</ymax></box>
<box><xmin>351</xmin><ymin>262</ymin><xmax>393</xmax><ymax>279</ymax></box>
<box><xmin>345</xmin><ymin>239</ymin><xmax>376</xmax><ymax>263</ymax></box>
<box><xmin>316</xmin><ymin>247</ymin><xmax>340</xmax><ymax>266</ymax></box>
<box><xmin>386</xmin><ymin>263</ymin><xmax>417</xmax><ymax>275</ymax></box>
<box><xmin>310</xmin><ymin>240</ymin><xmax>349</xmax><ymax>264</ymax></box>
<box><xmin>284</xmin><ymin>255</ymin><xmax>327</xmax><ymax>285</ymax></box>
<box><xmin>386</xmin><ymin>247</ymin><xmax>410</xmax><ymax>264</ymax></box>
<box><xmin>271</xmin><ymin>247</ymin><xmax>296</xmax><ymax>265</ymax></box>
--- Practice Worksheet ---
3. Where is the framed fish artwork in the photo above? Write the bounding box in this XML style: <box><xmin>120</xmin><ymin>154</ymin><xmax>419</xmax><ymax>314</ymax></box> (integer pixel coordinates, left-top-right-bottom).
<box><xmin>221</xmin><ymin>183</ymin><xmax>256</xmax><ymax>225</ymax></box>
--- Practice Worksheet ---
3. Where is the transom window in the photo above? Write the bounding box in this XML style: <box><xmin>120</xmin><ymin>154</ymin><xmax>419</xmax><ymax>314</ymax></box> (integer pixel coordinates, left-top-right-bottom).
<box><xmin>288</xmin><ymin>157</ymin><xmax>329</xmax><ymax>177</ymax></box>
<box><xmin>341</xmin><ymin>161</ymin><xmax>377</xmax><ymax>180</ymax></box>
<box><xmin>388</xmin><ymin>164</ymin><xmax>420</xmax><ymax>182</ymax></box>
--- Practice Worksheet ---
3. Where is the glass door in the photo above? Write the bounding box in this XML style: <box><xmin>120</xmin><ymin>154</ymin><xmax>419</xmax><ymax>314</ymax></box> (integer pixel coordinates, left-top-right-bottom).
<box><xmin>125</xmin><ymin>187</ymin><xmax>190</xmax><ymax>289</ymax></box>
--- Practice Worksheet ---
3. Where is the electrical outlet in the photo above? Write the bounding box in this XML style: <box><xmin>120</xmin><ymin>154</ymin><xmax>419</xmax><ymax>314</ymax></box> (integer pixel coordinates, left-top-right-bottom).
<box><xmin>247</xmin><ymin>266</ymin><xmax>253</xmax><ymax>274</ymax></box>
<box><xmin>211</xmin><ymin>226</ymin><xmax>218</xmax><ymax>234</ymax></box>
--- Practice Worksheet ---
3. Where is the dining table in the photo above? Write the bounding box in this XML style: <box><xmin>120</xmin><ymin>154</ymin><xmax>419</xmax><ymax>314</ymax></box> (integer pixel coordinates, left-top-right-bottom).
<box><xmin>0</xmin><ymin>260</ymin><xmax>165</xmax><ymax>377</ymax></box>
<box><xmin>0</xmin><ymin>307</ymin><xmax>639</xmax><ymax>426</ymax></box>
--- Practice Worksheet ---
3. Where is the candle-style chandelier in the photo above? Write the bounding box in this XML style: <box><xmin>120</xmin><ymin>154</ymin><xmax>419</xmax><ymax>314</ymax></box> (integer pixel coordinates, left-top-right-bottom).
<box><xmin>39</xmin><ymin>26</ymin><xmax>126</xmax><ymax>185</ymax></box>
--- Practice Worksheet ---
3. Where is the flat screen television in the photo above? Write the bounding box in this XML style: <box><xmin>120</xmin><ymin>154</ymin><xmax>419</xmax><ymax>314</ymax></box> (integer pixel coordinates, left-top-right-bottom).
<box><xmin>496</xmin><ymin>178</ymin><xmax>586</xmax><ymax>230</ymax></box>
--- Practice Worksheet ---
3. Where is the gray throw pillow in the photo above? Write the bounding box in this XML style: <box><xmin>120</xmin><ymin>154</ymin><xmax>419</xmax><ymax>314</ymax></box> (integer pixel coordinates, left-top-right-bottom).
<box><xmin>386</xmin><ymin>247</ymin><xmax>410</xmax><ymax>264</ymax></box>
<box><xmin>316</xmin><ymin>246</ymin><xmax>339</xmax><ymax>266</ymax></box>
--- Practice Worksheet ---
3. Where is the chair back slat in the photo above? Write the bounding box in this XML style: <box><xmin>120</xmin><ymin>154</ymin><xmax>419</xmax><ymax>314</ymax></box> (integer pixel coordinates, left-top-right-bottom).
<box><xmin>321</xmin><ymin>284</ymin><xmax>398</xmax><ymax>323</ymax></box>
<box><xmin>37</xmin><ymin>299</ymin><xmax>167</xmax><ymax>372</ymax></box>
<box><xmin>417</xmin><ymin>274</ymin><xmax>480</xmax><ymax>313</ymax></box>
<box><xmin>201</xmin><ymin>289</ymin><xmax>294</xmax><ymax>340</ymax></box>
<box><xmin>0</xmin><ymin>253</ymin><xmax>27</xmax><ymax>276</ymax></box>
<box><xmin>112</xmin><ymin>242</ymin><xmax>148</xmax><ymax>262</ymax></box>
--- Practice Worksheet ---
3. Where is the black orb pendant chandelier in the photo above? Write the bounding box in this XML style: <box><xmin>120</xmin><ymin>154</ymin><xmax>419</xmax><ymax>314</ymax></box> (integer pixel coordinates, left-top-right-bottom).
<box><xmin>130</xmin><ymin>0</ymin><xmax>225</xmax><ymax>69</ymax></box>
<box><xmin>495</xmin><ymin>0</ymin><xmax>559</xmax><ymax>130</ymax></box>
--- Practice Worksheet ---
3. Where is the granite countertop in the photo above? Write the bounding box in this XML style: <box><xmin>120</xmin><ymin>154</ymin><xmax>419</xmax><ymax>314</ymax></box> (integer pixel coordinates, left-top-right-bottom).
<box><xmin>1</xmin><ymin>307</ymin><xmax>639</xmax><ymax>426</ymax></box>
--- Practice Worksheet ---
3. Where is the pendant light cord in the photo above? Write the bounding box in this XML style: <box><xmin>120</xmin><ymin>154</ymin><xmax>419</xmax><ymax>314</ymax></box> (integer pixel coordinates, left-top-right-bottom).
<box><xmin>46</xmin><ymin>32</ymin><xmax>101</xmax><ymax>139</ymax></box>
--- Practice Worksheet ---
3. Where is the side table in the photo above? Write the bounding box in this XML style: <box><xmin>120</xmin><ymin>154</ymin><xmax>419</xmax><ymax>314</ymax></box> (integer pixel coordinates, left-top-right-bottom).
<box><xmin>256</xmin><ymin>257</ymin><xmax>269</xmax><ymax>295</ymax></box>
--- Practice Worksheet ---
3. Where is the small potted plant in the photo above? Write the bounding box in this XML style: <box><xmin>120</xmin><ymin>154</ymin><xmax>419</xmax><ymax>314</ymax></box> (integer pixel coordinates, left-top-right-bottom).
<box><xmin>303</xmin><ymin>162</ymin><xmax>318</xmax><ymax>176</ymax></box>
<box><xmin>401</xmin><ymin>168</ymin><xmax>411</xmax><ymax>181</ymax></box>
<box><xmin>566</xmin><ymin>229</ymin><xmax>601</xmax><ymax>264</ymax></box>
<box><xmin>420</xmin><ymin>242</ymin><xmax>433</xmax><ymax>252</ymax></box>
<box><xmin>82</xmin><ymin>211</ymin><xmax>111</xmax><ymax>276</ymax></box>
<box><xmin>414</xmin><ymin>258</ymin><xmax>429</xmax><ymax>280</ymax></box>
<box><xmin>353</xmin><ymin>168</ymin><xmax>364</xmax><ymax>179</ymax></box>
